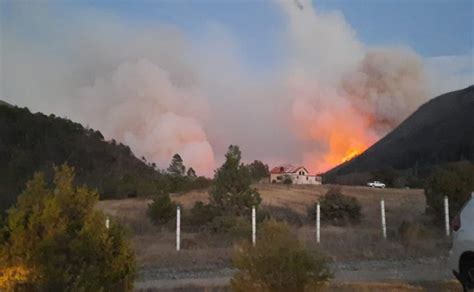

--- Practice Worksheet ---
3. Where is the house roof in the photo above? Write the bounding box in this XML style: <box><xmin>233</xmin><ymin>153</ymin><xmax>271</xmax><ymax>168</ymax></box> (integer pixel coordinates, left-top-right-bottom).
<box><xmin>270</xmin><ymin>165</ymin><xmax>310</xmax><ymax>174</ymax></box>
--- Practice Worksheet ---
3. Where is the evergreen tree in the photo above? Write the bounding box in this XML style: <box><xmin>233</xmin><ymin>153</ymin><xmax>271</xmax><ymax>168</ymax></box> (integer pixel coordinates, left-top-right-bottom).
<box><xmin>0</xmin><ymin>165</ymin><xmax>135</xmax><ymax>291</ymax></box>
<box><xmin>210</xmin><ymin>145</ymin><xmax>261</xmax><ymax>215</ymax></box>
<box><xmin>167</xmin><ymin>154</ymin><xmax>186</xmax><ymax>176</ymax></box>
<box><xmin>186</xmin><ymin>167</ymin><xmax>197</xmax><ymax>179</ymax></box>
<box><xmin>247</xmin><ymin>160</ymin><xmax>270</xmax><ymax>182</ymax></box>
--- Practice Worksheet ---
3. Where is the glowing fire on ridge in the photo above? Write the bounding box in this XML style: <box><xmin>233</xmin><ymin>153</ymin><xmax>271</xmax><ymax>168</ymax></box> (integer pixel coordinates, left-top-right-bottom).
<box><xmin>341</xmin><ymin>148</ymin><xmax>362</xmax><ymax>162</ymax></box>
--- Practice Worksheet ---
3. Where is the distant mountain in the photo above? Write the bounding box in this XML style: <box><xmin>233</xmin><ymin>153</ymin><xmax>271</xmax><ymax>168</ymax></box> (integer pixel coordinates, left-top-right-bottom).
<box><xmin>0</xmin><ymin>103</ymin><xmax>164</xmax><ymax>213</ymax></box>
<box><xmin>325</xmin><ymin>86</ymin><xmax>474</xmax><ymax>182</ymax></box>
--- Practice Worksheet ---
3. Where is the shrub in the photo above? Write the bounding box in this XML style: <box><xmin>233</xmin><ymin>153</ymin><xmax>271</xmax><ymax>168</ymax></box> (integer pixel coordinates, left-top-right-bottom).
<box><xmin>231</xmin><ymin>219</ymin><xmax>332</xmax><ymax>291</ymax></box>
<box><xmin>283</xmin><ymin>176</ymin><xmax>293</xmax><ymax>185</ymax></box>
<box><xmin>182</xmin><ymin>201</ymin><xmax>220</xmax><ymax>231</ymax></box>
<box><xmin>424</xmin><ymin>162</ymin><xmax>474</xmax><ymax>223</ymax></box>
<box><xmin>311</xmin><ymin>187</ymin><xmax>362</xmax><ymax>225</ymax></box>
<box><xmin>0</xmin><ymin>165</ymin><xmax>135</xmax><ymax>291</ymax></box>
<box><xmin>147</xmin><ymin>193</ymin><xmax>176</xmax><ymax>225</ymax></box>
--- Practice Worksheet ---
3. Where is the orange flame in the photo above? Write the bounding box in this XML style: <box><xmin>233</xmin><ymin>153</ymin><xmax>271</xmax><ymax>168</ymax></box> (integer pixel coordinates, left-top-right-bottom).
<box><xmin>293</xmin><ymin>97</ymin><xmax>376</xmax><ymax>173</ymax></box>
<box><xmin>341</xmin><ymin>148</ymin><xmax>362</xmax><ymax>162</ymax></box>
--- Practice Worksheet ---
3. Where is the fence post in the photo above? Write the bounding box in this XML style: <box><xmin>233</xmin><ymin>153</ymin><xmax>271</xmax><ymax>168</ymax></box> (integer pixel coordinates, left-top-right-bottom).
<box><xmin>316</xmin><ymin>203</ymin><xmax>320</xmax><ymax>243</ymax></box>
<box><xmin>381</xmin><ymin>198</ymin><xmax>387</xmax><ymax>239</ymax></box>
<box><xmin>444</xmin><ymin>196</ymin><xmax>450</xmax><ymax>236</ymax></box>
<box><xmin>176</xmin><ymin>206</ymin><xmax>181</xmax><ymax>251</ymax></box>
<box><xmin>252</xmin><ymin>206</ymin><xmax>256</xmax><ymax>247</ymax></box>
<box><xmin>105</xmin><ymin>216</ymin><xmax>110</xmax><ymax>229</ymax></box>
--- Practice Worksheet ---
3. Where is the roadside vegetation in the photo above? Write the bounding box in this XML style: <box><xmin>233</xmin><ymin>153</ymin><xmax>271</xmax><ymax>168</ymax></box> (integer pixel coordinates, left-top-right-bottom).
<box><xmin>0</xmin><ymin>165</ymin><xmax>135</xmax><ymax>291</ymax></box>
<box><xmin>424</xmin><ymin>161</ymin><xmax>474</xmax><ymax>222</ymax></box>
<box><xmin>231</xmin><ymin>219</ymin><xmax>332</xmax><ymax>291</ymax></box>
<box><xmin>308</xmin><ymin>187</ymin><xmax>362</xmax><ymax>226</ymax></box>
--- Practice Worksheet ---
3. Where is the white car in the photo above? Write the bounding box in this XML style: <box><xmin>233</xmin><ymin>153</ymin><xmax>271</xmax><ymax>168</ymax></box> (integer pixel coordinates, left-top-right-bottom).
<box><xmin>449</xmin><ymin>192</ymin><xmax>474</xmax><ymax>291</ymax></box>
<box><xmin>367</xmin><ymin>181</ymin><xmax>386</xmax><ymax>188</ymax></box>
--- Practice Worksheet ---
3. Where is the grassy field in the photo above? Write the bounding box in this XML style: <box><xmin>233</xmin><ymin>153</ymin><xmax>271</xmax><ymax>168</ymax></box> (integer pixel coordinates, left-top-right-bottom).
<box><xmin>97</xmin><ymin>183</ymin><xmax>449</xmax><ymax>268</ymax></box>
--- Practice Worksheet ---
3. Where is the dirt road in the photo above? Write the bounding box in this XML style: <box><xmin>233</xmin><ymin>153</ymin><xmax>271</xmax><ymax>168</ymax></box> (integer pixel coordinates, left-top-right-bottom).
<box><xmin>135</xmin><ymin>256</ymin><xmax>459</xmax><ymax>291</ymax></box>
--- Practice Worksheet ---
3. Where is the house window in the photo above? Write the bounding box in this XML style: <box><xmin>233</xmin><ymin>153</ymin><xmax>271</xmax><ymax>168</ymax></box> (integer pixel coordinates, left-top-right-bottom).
<box><xmin>306</xmin><ymin>176</ymin><xmax>308</xmax><ymax>181</ymax></box>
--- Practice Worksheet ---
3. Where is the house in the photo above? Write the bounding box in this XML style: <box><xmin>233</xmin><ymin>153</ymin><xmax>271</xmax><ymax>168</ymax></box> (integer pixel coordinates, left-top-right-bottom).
<box><xmin>269</xmin><ymin>165</ymin><xmax>322</xmax><ymax>185</ymax></box>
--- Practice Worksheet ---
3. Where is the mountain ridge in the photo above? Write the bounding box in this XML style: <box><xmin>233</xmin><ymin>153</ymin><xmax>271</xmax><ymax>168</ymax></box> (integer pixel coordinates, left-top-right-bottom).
<box><xmin>324</xmin><ymin>85</ymin><xmax>474</xmax><ymax>181</ymax></box>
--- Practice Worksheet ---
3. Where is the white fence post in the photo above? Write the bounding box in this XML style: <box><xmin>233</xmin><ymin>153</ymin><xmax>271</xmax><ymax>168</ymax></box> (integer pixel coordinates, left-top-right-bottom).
<box><xmin>252</xmin><ymin>206</ymin><xmax>256</xmax><ymax>247</ymax></box>
<box><xmin>105</xmin><ymin>216</ymin><xmax>110</xmax><ymax>229</ymax></box>
<box><xmin>444</xmin><ymin>196</ymin><xmax>450</xmax><ymax>236</ymax></box>
<box><xmin>176</xmin><ymin>206</ymin><xmax>181</xmax><ymax>252</ymax></box>
<box><xmin>316</xmin><ymin>203</ymin><xmax>320</xmax><ymax>243</ymax></box>
<box><xmin>381</xmin><ymin>198</ymin><xmax>387</xmax><ymax>239</ymax></box>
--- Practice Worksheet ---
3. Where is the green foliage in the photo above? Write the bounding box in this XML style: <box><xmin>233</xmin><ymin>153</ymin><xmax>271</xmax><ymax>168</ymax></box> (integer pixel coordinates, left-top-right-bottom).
<box><xmin>0</xmin><ymin>105</ymin><xmax>214</xmax><ymax>215</ymax></box>
<box><xmin>283</xmin><ymin>176</ymin><xmax>293</xmax><ymax>185</ymax></box>
<box><xmin>186</xmin><ymin>167</ymin><xmax>197</xmax><ymax>179</ymax></box>
<box><xmin>181</xmin><ymin>201</ymin><xmax>219</xmax><ymax>230</ymax></box>
<box><xmin>210</xmin><ymin>145</ymin><xmax>261</xmax><ymax>216</ymax></box>
<box><xmin>147</xmin><ymin>193</ymin><xmax>177</xmax><ymax>226</ymax></box>
<box><xmin>167</xmin><ymin>154</ymin><xmax>186</xmax><ymax>176</ymax></box>
<box><xmin>424</xmin><ymin>161</ymin><xmax>474</xmax><ymax>223</ymax></box>
<box><xmin>311</xmin><ymin>187</ymin><xmax>362</xmax><ymax>225</ymax></box>
<box><xmin>247</xmin><ymin>160</ymin><xmax>269</xmax><ymax>182</ymax></box>
<box><xmin>0</xmin><ymin>165</ymin><xmax>135</xmax><ymax>291</ymax></box>
<box><xmin>231</xmin><ymin>219</ymin><xmax>332</xmax><ymax>291</ymax></box>
<box><xmin>209</xmin><ymin>216</ymin><xmax>252</xmax><ymax>238</ymax></box>
<box><xmin>0</xmin><ymin>104</ymin><xmax>162</xmax><ymax>213</ymax></box>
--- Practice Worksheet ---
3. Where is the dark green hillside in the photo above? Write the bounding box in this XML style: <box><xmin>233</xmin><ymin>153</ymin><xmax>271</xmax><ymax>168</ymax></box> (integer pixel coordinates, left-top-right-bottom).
<box><xmin>0</xmin><ymin>104</ymin><xmax>179</xmax><ymax>214</ymax></box>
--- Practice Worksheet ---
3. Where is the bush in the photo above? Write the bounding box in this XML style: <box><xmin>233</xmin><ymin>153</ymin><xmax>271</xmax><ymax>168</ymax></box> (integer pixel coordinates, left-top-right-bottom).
<box><xmin>182</xmin><ymin>201</ymin><xmax>219</xmax><ymax>231</ymax></box>
<box><xmin>424</xmin><ymin>162</ymin><xmax>474</xmax><ymax>223</ymax></box>
<box><xmin>283</xmin><ymin>176</ymin><xmax>292</xmax><ymax>185</ymax></box>
<box><xmin>310</xmin><ymin>187</ymin><xmax>362</xmax><ymax>225</ymax></box>
<box><xmin>231</xmin><ymin>219</ymin><xmax>332</xmax><ymax>291</ymax></box>
<box><xmin>147</xmin><ymin>193</ymin><xmax>176</xmax><ymax>225</ymax></box>
<box><xmin>0</xmin><ymin>165</ymin><xmax>135</xmax><ymax>291</ymax></box>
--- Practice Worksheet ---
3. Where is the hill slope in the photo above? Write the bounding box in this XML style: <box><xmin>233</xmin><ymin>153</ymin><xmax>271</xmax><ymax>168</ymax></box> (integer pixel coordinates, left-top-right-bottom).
<box><xmin>325</xmin><ymin>85</ymin><xmax>474</xmax><ymax>180</ymax></box>
<box><xmin>0</xmin><ymin>103</ymin><xmax>163</xmax><ymax>213</ymax></box>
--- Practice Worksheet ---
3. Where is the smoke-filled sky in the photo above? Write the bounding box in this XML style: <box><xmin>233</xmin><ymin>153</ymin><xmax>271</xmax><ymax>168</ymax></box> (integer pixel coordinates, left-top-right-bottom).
<box><xmin>1</xmin><ymin>0</ymin><xmax>473</xmax><ymax>176</ymax></box>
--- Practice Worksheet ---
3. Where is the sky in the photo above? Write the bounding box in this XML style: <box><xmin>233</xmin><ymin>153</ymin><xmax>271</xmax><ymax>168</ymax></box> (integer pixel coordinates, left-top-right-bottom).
<box><xmin>1</xmin><ymin>0</ymin><xmax>473</xmax><ymax>175</ymax></box>
<box><xmin>2</xmin><ymin>0</ymin><xmax>473</xmax><ymax>70</ymax></box>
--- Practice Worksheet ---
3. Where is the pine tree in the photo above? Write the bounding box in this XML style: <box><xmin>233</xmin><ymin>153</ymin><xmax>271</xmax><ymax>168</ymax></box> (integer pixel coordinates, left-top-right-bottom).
<box><xmin>167</xmin><ymin>154</ymin><xmax>186</xmax><ymax>176</ymax></box>
<box><xmin>186</xmin><ymin>167</ymin><xmax>197</xmax><ymax>179</ymax></box>
<box><xmin>0</xmin><ymin>165</ymin><xmax>135</xmax><ymax>291</ymax></box>
<box><xmin>210</xmin><ymin>145</ymin><xmax>261</xmax><ymax>215</ymax></box>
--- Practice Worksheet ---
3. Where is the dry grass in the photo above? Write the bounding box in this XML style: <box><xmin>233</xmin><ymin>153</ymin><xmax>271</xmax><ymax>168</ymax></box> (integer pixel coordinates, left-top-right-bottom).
<box><xmin>97</xmin><ymin>183</ymin><xmax>446</xmax><ymax>268</ymax></box>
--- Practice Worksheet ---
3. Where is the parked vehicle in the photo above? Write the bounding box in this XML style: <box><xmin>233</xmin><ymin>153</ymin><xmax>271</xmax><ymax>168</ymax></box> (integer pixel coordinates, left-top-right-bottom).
<box><xmin>367</xmin><ymin>181</ymin><xmax>386</xmax><ymax>188</ymax></box>
<box><xmin>449</xmin><ymin>192</ymin><xmax>474</xmax><ymax>291</ymax></box>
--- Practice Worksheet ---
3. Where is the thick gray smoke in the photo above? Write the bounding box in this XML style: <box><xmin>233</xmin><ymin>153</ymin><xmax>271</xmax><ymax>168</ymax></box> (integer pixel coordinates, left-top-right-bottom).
<box><xmin>342</xmin><ymin>47</ymin><xmax>429</xmax><ymax>133</ymax></box>
<box><xmin>1</xmin><ymin>1</ymin><xmax>471</xmax><ymax>174</ymax></box>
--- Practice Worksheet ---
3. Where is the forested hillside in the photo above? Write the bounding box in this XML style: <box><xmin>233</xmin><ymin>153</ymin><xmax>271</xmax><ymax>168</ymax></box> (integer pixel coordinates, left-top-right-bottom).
<box><xmin>0</xmin><ymin>103</ymin><xmax>207</xmax><ymax>214</ymax></box>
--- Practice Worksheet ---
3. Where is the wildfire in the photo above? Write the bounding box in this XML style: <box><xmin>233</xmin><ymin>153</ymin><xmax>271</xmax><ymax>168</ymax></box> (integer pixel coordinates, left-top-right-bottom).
<box><xmin>295</xmin><ymin>99</ymin><xmax>376</xmax><ymax>173</ymax></box>
<box><xmin>289</xmin><ymin>79</ymin><xmax>378</xmax><ymax>174</ymax></box>
<box><xmin>341</xmin><ymin>148</ymin><xmax>362</xmax><ymax>162</ymax></box>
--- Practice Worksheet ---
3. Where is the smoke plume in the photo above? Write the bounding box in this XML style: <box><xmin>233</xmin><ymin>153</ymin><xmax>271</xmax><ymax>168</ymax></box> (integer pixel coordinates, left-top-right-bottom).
<box><xmin>1</xmin><ymin>1</ymin><xmax>471</xmax><ymax>175</ymax></box>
